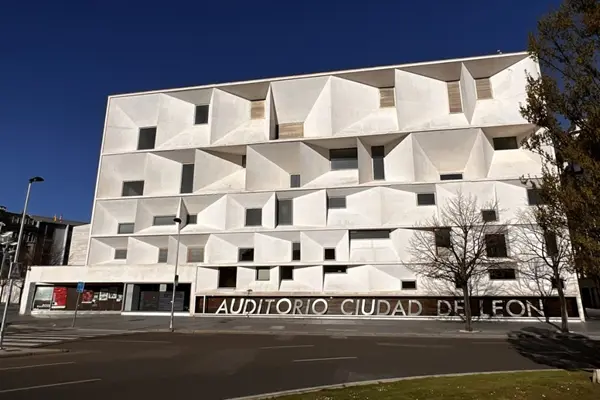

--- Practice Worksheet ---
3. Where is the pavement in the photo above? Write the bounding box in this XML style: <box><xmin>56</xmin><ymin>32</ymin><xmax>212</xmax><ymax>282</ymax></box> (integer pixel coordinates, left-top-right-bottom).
<box><xmin>1</xmin><ymin>330</ymin><xmax>598</xmax><ymax>399</ymax></box>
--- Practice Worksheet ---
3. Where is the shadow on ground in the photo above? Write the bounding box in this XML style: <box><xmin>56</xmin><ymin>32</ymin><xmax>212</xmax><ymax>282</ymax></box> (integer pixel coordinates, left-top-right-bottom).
<box><xmin>508</xmin><ymin>326</ymin><xmax>600</xmax><ymax>370</ymax></box>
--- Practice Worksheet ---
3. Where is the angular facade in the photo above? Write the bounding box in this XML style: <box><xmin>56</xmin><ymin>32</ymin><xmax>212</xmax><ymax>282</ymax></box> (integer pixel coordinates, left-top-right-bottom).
<box><xmin>21</xmin><ymin>52</ymin><xmax>585</xmax><ymax>320</ymax></box>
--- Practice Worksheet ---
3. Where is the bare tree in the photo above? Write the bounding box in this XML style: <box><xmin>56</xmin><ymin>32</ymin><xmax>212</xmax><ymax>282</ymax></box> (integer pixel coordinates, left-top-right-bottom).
<box><xmin>408</xmin><ymin>191</ymin><xmax>507</xmax><ymax>332</ymax></box>
<box><xmin>513</xmin><ymin>206</ymin><xmax>574</xmax><ymax>332</ymax></box>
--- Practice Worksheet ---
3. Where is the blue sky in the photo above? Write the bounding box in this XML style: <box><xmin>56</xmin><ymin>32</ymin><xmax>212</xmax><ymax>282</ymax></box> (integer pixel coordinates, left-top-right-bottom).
<box><xmin>0</xmin><ymin>0</ymin><xmax>560</xmax><ymax>222</ymax></box>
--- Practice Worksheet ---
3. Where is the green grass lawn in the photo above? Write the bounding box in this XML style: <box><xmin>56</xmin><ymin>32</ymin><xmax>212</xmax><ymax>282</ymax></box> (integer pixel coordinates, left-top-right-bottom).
<box><xmin>276</xmin><ymin>370</ymin><xmax>599</xmax><ymax>400</ymax></box>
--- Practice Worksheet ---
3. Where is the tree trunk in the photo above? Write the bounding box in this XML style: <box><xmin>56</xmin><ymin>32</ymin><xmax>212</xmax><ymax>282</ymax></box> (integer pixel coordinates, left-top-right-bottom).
<box><xmin>462</xmin><ymin>285</ymin><xmax>472</xmax><ymax>332</ymax></box>
<box><xmin>555</xmin><ymin>271</ymin><xmax>569</xmax><ymax>333</ymax></box>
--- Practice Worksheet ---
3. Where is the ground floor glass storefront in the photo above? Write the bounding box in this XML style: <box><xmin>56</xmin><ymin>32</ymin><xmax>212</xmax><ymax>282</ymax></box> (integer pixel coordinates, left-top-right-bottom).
<box><xmin>32</xmin><ymin>283</ymin><xmax>125</xmax><ymax>311</ymax></box>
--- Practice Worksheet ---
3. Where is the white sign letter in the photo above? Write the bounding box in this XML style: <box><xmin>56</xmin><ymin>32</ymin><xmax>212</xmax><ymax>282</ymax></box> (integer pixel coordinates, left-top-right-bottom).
<box><xmin>341</xmin><ymin>299</ymin><xmax>354</xmax><ymax>315</ymax></box>
<box><xmin>506</xmin><ymin>300</ymin><xmax>525</xmax><ymax>317</ymax></box>
<box><xmin>492</xmin><ymin>300</ymin><xmax>503</xmax><ymax>317</ymax></box>
<box><xmin>311</xmin><ymin>299</ymin><xmax>328</xmax><ymax>315</ymax></box>
<box><xmin>408</xmin><ymin>300</ymin><xmax>423</xmax><ymax>316</ymax></box>
<box><xmin>215</xmin><ymin>299</ymin><xmax>229</xmax><ymax>314</ymax></box>
<box><xmin>377</xmin><ymin>300</ymin><xmax>391</xmax><ymax>315</ymax></box>
<box><xmin>437</xmin><ymin>300</ymin><xmax>452</xmax><ymax>316</ymax></box>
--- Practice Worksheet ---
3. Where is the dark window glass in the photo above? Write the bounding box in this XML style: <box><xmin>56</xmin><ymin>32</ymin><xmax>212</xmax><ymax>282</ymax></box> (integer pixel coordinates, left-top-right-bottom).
<box><xmin>187</xmin><ymin>248</ymin><xmax>204</xmax><ymax>262</ymax></box>
<box><xmin>117</xmin><ymin>223</ymin><xmax>134</xmax><ymax>234</ymax></box>
<box><xmin>187</xmin><ymin>214</ymin><xmax>197</xmax><ymax>225</ymax></box>
<box><xmin>245</xmin><ymin>209</ymin><xmax>262</xmax><ymax>226</ymax></box>
<box><xmin>485</xmin><ymin>234</ymin><xmax>508</xmax><ymax>258</ymax></box>
<box><xmin>122</xmin><ymin>181</ymin><xmax>144</xmax><ymax>197</ymax></box>
<box><xmin>527</xmin><ymin>188</ymin><xmax>545</xmax><ymax>205</ymax></box>
<box><xmin>137</xmin><ymin>127</ymin><xmax>157</xmax><ymax>150</ymax></box>
<box><xmin>292</xmin><ymin>243</ymin><xmax>301</xmax><ymax>261</ymax></box>
<box><xmin>330</xmin><ymin>148</ymin><xmax>358</xmax><ymax>170</ymax></box>
<box><xmin>194</xmin><ymin>105</ymin><xmax>209</xmax><ymax>125</ymax></box>
<box><xmin>349</xmin><ymin>230</ymin><xmax>391</xmax><ymax>240</ymax></box>
<box><xmin>493</xmin><ymin>136</ymin><xmax>518</xmax><ymax>150</ymax></box>
<box><xmin>114</xmin><ymin>249</ymin><xmax>127</xmax><ymax>260</ymax></box>
<box><xmin>489</xmin><ymin>268</ymin><xmax>516</xmax><ymax>280</ymax></box>
<box><xmin>324</xmin><ymin>248</ymin><xmax>336</xmax><ymax>260</ymax></box>
<box><xmin>328</xmin><ymin>197</ymin><xmax>346</xmax><ymax>209</ymax></box>
<box><xmin>281</xmin><ymin>266</ymin><xmax>294</xmax><ymax>280</ymax></box>
<box><xmin>401</xmin><ymin>280</ymin><xmax>417</xmax><ymax>290</ymax></box>
<box><xmin>551</xmin><ymin>277</ymin><xmax>565</xmax><ymax>289</ymax></box>
<box><xmin>218</xmin><ymin>267</ymin><xmax>237</xmax><ymax>288</ymax></box>
<box><xmin>435</xmin><ymin>228</ymin><xmax>451</xmax><ymax>248</ymax></box>
<box><xmin>153</xmin><ymin>215</ymin><xmax>176</xmax><ymax>226</ymax></box>
<box><xmin>372</xmin><ymin>146</ymin><xmax>385</xmax><ymax>180</ymax></box>
<box><xmin>440</xmin><ymin>173</ymin><xmax>463</xmax><ymax>181</ymax></box>
<box><xmin>545</xmin><ymin>231</ymin><xmax>559</xmax><ymax>256</ymax></box>
<box><xmin>324</xmin><ymin>266</ymin><xmax>347</xmax><ymax>273</ymax></box>
<box><xmin>158</xmin><ymin>248</ymin><xmax>168</xmax><ymax>263</ymax></box>
<box><xmin>241</xmin><ymin>155</ymin><xmax>247</xmax><ymax>168</ymax></box>
<box><xmin>256</xmin><ymin>267</ymin><xmax>270</xmax><ymax>281</ymax></box>
<box><xmin>277</xmin><ymin>199</ymin><xmax>293</xmax><ymax>226</ymax></box>
<box><xmin>238</xmin><ymin>248</ymin><xmax>254</xmax><ymax>262</ymax></box>
<box><xmin>481</xmin><ymin>210</ymin><xmax>497</xmax><ymax>222</ymax></box>
<box><xmin>290</xmin><ymin>174</ymin><xmax>301</xmax><ymax>188</ymax></box>
<box><xmin>180</xmin><ymin>164</ymin><xmax>194</xmax><ymax>194</ymax></box>
<box><xmin>417</xmin><ymin>193</ymin><xmax>435</xmax><ymax>206</ymax></box>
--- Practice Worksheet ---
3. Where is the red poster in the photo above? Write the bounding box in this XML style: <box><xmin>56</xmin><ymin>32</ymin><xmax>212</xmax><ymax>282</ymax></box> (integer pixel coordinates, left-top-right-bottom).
<box><xmin>82</xmin><ymin>290</ymin><xmax>94</xmax><ymax>304</ymax></box>
<box><xmin>52</xmin><ymin>287</ymin><xmax>68</xmax><ymax>309</ymax></box>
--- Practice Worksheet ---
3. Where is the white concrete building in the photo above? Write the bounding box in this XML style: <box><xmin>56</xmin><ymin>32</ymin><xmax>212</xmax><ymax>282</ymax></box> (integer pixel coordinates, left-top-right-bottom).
<box><xmin>21</xmin><ymin>51</ymin><xmax>584</xmax><ymax>320</ymax></box>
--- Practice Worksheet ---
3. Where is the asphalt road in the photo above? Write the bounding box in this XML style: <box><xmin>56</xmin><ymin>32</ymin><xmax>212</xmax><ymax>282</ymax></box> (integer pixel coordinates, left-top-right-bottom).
<box><xmin>0</xmin><ymin>332</ymin><xmax>572</xmax><ymax>399</ymax></box>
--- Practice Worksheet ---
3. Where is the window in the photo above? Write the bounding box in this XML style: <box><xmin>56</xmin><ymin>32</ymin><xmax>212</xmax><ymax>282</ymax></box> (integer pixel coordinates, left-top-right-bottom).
<box><xmin>281</xmin><ymin>266</ymin><xmax>294</xmax><ymax>280</ymax></box>
<box><xmin>324</xmin><ymin>266</ymin><xmax>347</xmax><ymax>273</ymax></box>
<box><xmin>194</xmin><ymin>105</ymin><xmax>209</xmax><ymax>125</ymax></box>
<box><xmin>218</xmin><ymin>267</ymin><xmax>237</xmax><ymax>288</ymax></box>
<box><xmin>440</xmin><ymin>173</ymin><xmax>463</xmax><ymax>181</ymax></box>
<box><xmin>379</xmin><ymin>87</ymin><xmax>395</xmax><ymax>108</ymax></box>
<box><xmin>324</xmin><ymin>248</ymin><xmax>336</xmax><ymax>260</ymax></box>
<box><xmin>489</xmin><ymin>268</ymin><xmax>516</xmax><ymax>280</ymax></box>
<box><xmin>551</xmin><ymin>277</ymin><xmax>565</xmax><ymax>289</ymax></box>
<box><xmin>187</xmin><ymin>214</ymin><xmax>197</xmax><ymax>225</ymax></box>
<box><xmin>435</xmin><ymin>228</ymin><xmax>451</xmax><ymax>248</ymax></box>
<box><xmin>238</xmin><ymin>248</ymin><xmax>254</xmax><ymax>262</ymax></box>
<box><xmin>481</xmin><ymin>210</ymin><xmax>497</xmax><ymax>222</ymax></box>
<box><xmin>117</xmin><ymin>223</ymin><xmax>134</xmax><ymax>234</ymax></box>
<box><xmin>180</xmin><ymin>164</ymin><xmax>194</xmax><ymax>194</ymax></box>
<box><xmin>187</xmin><ymin>248</ymin><xmax>204</xmax><ymax>263</ymax></box>
<box><xmin>153</xmin><ymin>215</ymin><xmax>176</xmax><ymax>226</ymax></box>
<box><xmin>256</xmin><ymin>267</ymin><xmax>270</xmax><ymax>281</ymax></box>
<box><xmin>276</xmin><ymin>199</ymin><xmax>293</xmax><ymax>226</ymax></box>
<box><xmin>114</xmin><ymin>249</ymin><xmax>127</xmax><ymax>260</ymax></box>
<box><xmin>251</xmin><ymin>100</ymin><xmax>265</xmax><ymax>119</ymax></box>
<box><xmin>544</xmin><ymin>231</ymin><xmax>559</xmax><ymax>257</ymax></box>
<box><xmin>417</xmin><ymin>193</ymin><xmax>436</xmax><ymax>206</ymax></box>
<box><xmin>527</xmin><ymin>188</ymin><xmax>545</xmax><ymax>205</ymax></box>
<box><xmin>158</xmin><ymin>248</ymin><xmax>168</xmax><ymax>263</ymax></box>
<box><xmin>330</xmin><ymin>148</ymin><xmax>358</xmax><ymax>170</ymax></box>
<box><xmin>349</xmin><ymin>230</ymin><xmax>391</xmax><ymax>240</ymax></box>
<box><xmin>122</xmin><ymin>181</ymin><xmax>144</xmax><ymax>197</ymax></box>
<box><xmin>276</xmin><ymin>123</ymin><xmax>304</xmax><ymax>139</ymax></box>
<box><xmin>372</xmin><ymin>146</ymin><xmax>385</xmax><ymax>180</ymax></box>
<box><xmin>245</xmin><ymin>208</ymin><xmax>262</xmax><ymax>226</ymax></box>
<box><xmin>137</xmin><ymin>127</ymin><xmax>156</xmax><ymax>150</ymax></box>
<box><xmin>447</xmin><ymin>81</ymin><xmax>462</xmax><ymax>113</ymax></box>
<box><xmin>328</xmin><ymin>196</ymin><xmax>346</xmax><ymax>209</ymax></box>
<box><xmin>241</xmin><ymin>155</ymin><xmax>247</xmax><ymax>168</ymax></box>
<box><xmin>292</xmin><ymin>242</ymin><xmax>301</xmax><ymax>261</ymax></box>
<box><xmin>401</xmin><ymin>280</ymin><xmax>417</xmax><ymax>290</ymax></box>
<box><xmin>485</xmin><ymin>234</ymin><xmax>508</xmax><ymax>258</ymax></box>
<box><xmin>475</xmin><ymin>78</ymin><xmax>493</xmax><ymax>99</ymax></box>
<box><xmin>290</xmin><ymin>174</ymin><xmax>301</xmax><ymax>188</ymax></box>
<box><xmin>493</xmin><ymin>136</ymin><xmax>518</xmax><ymax>150</ymax></box>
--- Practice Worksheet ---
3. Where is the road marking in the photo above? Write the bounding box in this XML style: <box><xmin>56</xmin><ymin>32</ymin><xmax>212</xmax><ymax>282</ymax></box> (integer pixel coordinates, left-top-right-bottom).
<box><xmin>0</xmin><ymin>362</ymin><xmax>76</xmax><ymax>371</ymax></box>
<box><xmin>88</xmin><ymin>339</ymin><xmax>172</xmax><ymax>344</ymax></box>
<box><xmin>376</xmin><ymin>343</ymin><xmax>451</xmax><ymax>348</ymax></box>
<box><xmin>269</xmin><ymin>326</ymin><xmax>285</xmax><ymax>330</ymax></box>
<box><xmin>0</xmin><ymin>379</ymin><xmax>101</xmax><ymax>393</ymax></box>
<box><xmin>293</xmin><ymin>356</ymin><xmax>357</xmax><ymax>363</ymax></box>
<box><xmin>326</xmin><ymin>329</ymin><xmax>357</xmax><ymax>332</ymax></box>
<box><xmin>260</xmin><ymin>345</ymin><xmax>315</xmax><ymax>350</ymax></box>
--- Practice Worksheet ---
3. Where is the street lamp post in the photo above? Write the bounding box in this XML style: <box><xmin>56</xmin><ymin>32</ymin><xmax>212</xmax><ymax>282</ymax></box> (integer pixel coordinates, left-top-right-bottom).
<box><xmin>0</xmin><ymin>176</ymin><xmax>44</xmax><ymax>349</ymax></box>
<box><xmin>170</xmin><ymin>217</ymin><xmax>182</xmax><ymax>332</ymax></box>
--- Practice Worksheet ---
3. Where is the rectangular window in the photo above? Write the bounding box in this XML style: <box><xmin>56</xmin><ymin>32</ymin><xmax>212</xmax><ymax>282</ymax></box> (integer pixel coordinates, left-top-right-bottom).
<box><xmin>218</xmin><ymin>267</ymin><xmax>237</xmax><ymax>288</ymax></box>
<box><xmin>245</xmin><ymin>208</ymin><xmax>262</xmax><ymax>226</ymax></box>
<box><xmin>281</xmin><ymin>266</ymin><xmax>294</xmax><ymax>280</ymax></box>
<box><xmin>180</xmin><ymin>164</ymin><xmax>194</xmax><ymax>194</ymax></box>
<box><xmin>290</xmin><ymin>174</ymin><xmax>301</xmax><ymax>188</ymax></box>
<box><xmin>241</xmin><ymin>155</ymin><xmax>247</xmax><ymax>168</ymax></box>
<box><xmin>417</xmin><ymin>193</ymin><xmax>436</xmax><ymax>206</ymax></box>
<box><xmin>324</xmin><ymin>266</ymin><xmax>347</xmax><ymax>273</ymax></box>
<box><xmin>251</xmin><ymin>100</ymin><xmax>265</xmax><ymax>119</ymax></box>
<box><xmin>475</xmin><ymin>78</ymin><xmax>493</xmax><ymax>100</ymax></box>
<box><xmin>493</xmin><ymin>136</ymin><xmax>518</xmax><ymax>150</ymax></box>
<box><xmin>292</xmin><ymin>242</ymin><xmax>301</xmax><ymax>261</ymax></box>
<box><xmin>324</xmin><ymin>248</ymin><xmax>336</xmax><ymax>260</ymax></box>
<box><xmin>238</xmin><ymin>248</ymin><xmax>254</xmax><ymax>262</ymax></box>
<box><xmin>194</xmin><ymin>105</ymin><xmax>209</xmax><ymax>125</ymax></box>
<box><xmin>545</xmin><ymin>231</ymin><xmax>559</xmax><ymax>257</ymax></box>
<box><xmin>379</xmin><ymin>87</ymin><xmax>395</xmax><ymax>108</ymax></box>
<box><xmin>440</xmin><ymin>173</ymin><xmax>463</xmax><ymax>181</ymax></box>
<box><xmin>551</xmin><ymin>277</ymin><xmax>565</xmax><ymax>289</ymax></box>
<box><xmin>527</xmin><ymin>188</ymin><xmax>545</xmax><ymax>205</ymax></box>
<box><xmin>435</xmin><ymin>228</ymin><xmax>451</xmax><ymax>248</ymax></box>
<box><xmin>276</xmin><ymin>123</ymin><xmax>304</xmax><ymax>139</ymax></box>
<box><xmin>122</xmin><ymin>181</ymin><xmax>144</xmax><ymax>197</ymax></box>
<box><xmin>489</xmin><ymin>268</ymin><xmax>516</xmax><ymax>280</ymax></box>
<box><xmin>481</xmin><ymin>210</ymin><xmax>497</xmax><ymax>222</ymax></box>
<box><xmin>401</xmin><ymin>280</ymin><xmax>417</xmax><ymax>290</ymax></box>
<box><xmin>349</xmin><ymin>230</ymin><xmax>391</xmax><ymax>240</ymax></box>
<box><xmin>137</xmin><ymin>127</ymin><xmax>157</xmax><ymax>150</ymax></box>
<box><xmin>330</xmin><ymin>148</ymin><xmax>358</xmax><ymax>170</ymax></box>
<box><xmin>447</xmin><ymin>81</ymin><xmax>462</xmax><ymax>113</ymax></box>
<box><xmin>276</xmin><ymin>199</ymin><xmax>293</xmax><ymax>226</ymax></box>
<box><xmin>485</xmin><ymin>234</ymin><xmax>508</xmax><ymax>258</ymax></box>
<box><xmin>256</xmin><ymin>267</ymin><xmax>270</xmax><ymax>281</ymax></box>
<box><xmin>158</xmin><ymin>248</ymin><xmax>168</xmax><ymax>263</ymax></box>
<box><xmin>187</xmin><ymin>247</ymin><xmax>204</xmax><ymax>263</ymax></box>
<box><xmin>117</xmin><ymin>223</ymin><xmax>135</xmax><ymax>234</ymax></box>
<box><xmin>328</xmin><ymin>196</ymin><xmax>346</xmax><ymax>209</ymax></box>
<box><xmin>114</xmin><ymin>249</ymin><xmax>127</xmax><ymax>260</ymax></box>
<box><xmin>372</xmin><ymin>146</ymin><xmax>385</xmax><ymax>180</ymax></box>
<box><xmin>153</xmin><ymin>215</ymin><xmax>176</xmax><ymax>226</ymax></box>
<box><xmin>187</xmin><ymin>214</ymin><xmax>197</xmax><ymax>225</ymax></box>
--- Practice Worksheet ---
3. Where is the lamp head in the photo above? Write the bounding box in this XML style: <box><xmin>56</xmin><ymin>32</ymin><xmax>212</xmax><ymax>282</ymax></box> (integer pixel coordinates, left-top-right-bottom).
<box><xmin>173</xmin><ymin>217</ymin><xmax>182</xmax><ymax>224</ymax></box>
<box><xmin>29</xmin><ymin>176</ymin><xmax>44</xmax><ymax>183</ymax></box>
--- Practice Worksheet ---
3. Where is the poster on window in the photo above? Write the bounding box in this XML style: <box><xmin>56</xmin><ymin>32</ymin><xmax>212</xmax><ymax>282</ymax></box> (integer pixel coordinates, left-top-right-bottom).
<box><xmin>99</xmin><ymin>292</ymin><xmax>108</xmax><ymax>301</ymax></box>
<box><xmin>81</xmin><ymin>290</ymin><xmax>94</xmax><ymax>304</ymax></box>
<box><xmin>52</xmin><ymin>287</ymin><xmax>68</xmax><ymax>309</ymax></box>
<box><xmin>109</xmin><ymin>287</ymin><xmax>118</xmax><ymax>300</ymax></box>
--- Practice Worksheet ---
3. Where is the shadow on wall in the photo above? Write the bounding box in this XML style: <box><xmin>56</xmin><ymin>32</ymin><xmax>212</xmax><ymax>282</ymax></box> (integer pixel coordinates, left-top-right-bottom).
<box><xmin>508</xmin><ymin>327</ymin><xmax>600</xmax><ymax>370</ymax></box>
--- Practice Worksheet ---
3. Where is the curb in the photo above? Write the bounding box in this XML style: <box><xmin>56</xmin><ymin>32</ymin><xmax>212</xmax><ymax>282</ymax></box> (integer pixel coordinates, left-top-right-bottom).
<box><xmin>226</xmin><ymin>368</ymin><xmax>561</xmax><ymax>400</ymax></box>
<box><xmin>0</xmin><ymin>348</ymin><xmax>70</xmax><ymax>359</ymax></box>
